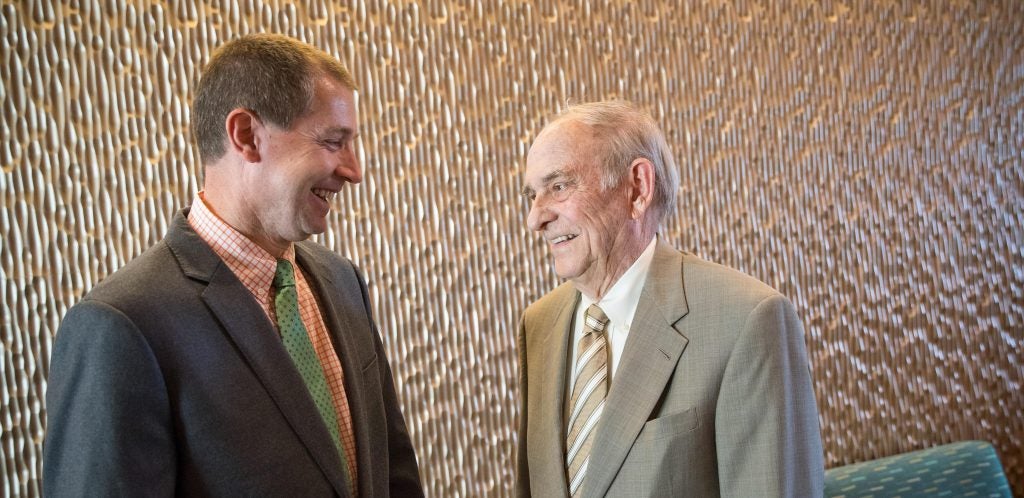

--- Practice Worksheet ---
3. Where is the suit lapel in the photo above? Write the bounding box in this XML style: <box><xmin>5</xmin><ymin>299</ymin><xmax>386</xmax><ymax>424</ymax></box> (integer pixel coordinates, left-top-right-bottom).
<box><xmin>584</xmin><ymin>241</ymin><xmax>690</xmax><ymax>498</ymax></box>
<box><xmin>533</xmin><ymin>285</ymin><xmax>579</xmax><ymax>496</ymax></box>
<box><xmin>165</xmin><ymin>211</ymin><xmax>350</xmax><ymax>496</ymax></box>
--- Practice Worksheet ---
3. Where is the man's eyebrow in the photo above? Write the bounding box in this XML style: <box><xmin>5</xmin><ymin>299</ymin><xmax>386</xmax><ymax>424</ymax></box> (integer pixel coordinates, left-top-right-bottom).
<box><xmin>541</xmin><ymin>170</ymin><xmax>568</xmax><ymax>185</ymax></box>
<box><xmin>521</xmin><ymin>169</ymin><xmax>571</xmax><ymax>197</ymax></box>
<box><xmin>317</xmin><ymin>126</ymin><xmax>357</xmax><ymax>138</ymax></box>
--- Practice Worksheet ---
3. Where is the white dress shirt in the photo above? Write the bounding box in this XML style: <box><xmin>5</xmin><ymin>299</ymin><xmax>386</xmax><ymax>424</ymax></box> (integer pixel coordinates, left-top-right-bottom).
<box><xmin>569</xmin><ymin>236</ymin><xmax>658</xmax><ymax>387</ymax></box>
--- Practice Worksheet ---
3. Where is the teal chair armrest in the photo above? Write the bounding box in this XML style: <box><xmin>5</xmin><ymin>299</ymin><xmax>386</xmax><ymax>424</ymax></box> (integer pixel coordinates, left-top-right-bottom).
<box><xmin>824</xmin><ymin>440</ymin><xmax>1012</xmax><ymax>497</ymax></box>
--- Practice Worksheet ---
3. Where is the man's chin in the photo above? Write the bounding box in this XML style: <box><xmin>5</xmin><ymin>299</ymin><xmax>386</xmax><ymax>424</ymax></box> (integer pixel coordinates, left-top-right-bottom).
<box><xmin>298</xmin><ymin>218</ymin><xmax>329</xmax><ymax>238</ymax></box>
<box><xmin>552</xmin><ymin>263</ymin><xmax>580</xmax><ymax>281</ymax></box>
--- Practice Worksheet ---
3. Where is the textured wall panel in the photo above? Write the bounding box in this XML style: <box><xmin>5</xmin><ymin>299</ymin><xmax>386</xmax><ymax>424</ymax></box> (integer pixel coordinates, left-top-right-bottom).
<box><xmin>1</xmin><ymin>1</ymin><xmax>1022</xmax><ymax>497</ymax></box>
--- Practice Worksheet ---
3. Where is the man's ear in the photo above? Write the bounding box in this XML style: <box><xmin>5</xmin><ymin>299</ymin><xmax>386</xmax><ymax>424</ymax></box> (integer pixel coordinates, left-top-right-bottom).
<box><xmin>224</xmin><ymin>109</ymin><xmax>262</xmax><ymax>163</ymax></box>
<box><xmin>627</xmin><ymin>157</ymin><xmax>656</xmax><ymax>219</ymax></box>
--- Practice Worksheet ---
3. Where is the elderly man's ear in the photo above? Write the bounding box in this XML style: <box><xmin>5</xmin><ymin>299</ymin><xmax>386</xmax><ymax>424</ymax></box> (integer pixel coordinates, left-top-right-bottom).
<box><xmin>225</xmin><ymin>108</ymin><xmax>263</xmax><ymax>163</ymax></box>
<box><xmin>628</xmin><ymin>158</ymin><xmax>656</xmax><ymax>219</ymax></box>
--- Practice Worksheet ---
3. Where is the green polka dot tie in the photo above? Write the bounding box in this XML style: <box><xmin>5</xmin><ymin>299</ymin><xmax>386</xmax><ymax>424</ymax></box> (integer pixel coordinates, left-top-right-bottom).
<box><xmin>273</xmin><ymin>259</ymin><xmax>353</xmax><ymax>493</ymax></box>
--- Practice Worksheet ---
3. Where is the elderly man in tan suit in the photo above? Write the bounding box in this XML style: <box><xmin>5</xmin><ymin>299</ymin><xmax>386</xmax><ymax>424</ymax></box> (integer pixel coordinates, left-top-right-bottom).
<box><xmin>516</xmin><ymin>101</ymin><xmax>824</xmax><ymax>497</ymax></box>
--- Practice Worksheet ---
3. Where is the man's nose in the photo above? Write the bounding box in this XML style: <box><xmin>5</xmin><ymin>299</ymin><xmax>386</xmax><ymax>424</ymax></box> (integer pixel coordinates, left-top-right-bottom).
<box><xmin>527</xmin><ymin>197</ymin><xmax>555</xmax><ymax>232</ymax></box>
<box><xmin>336</xmin><ymin>148</ymin><xmax>362</xmax><ymax>184</ymax></box>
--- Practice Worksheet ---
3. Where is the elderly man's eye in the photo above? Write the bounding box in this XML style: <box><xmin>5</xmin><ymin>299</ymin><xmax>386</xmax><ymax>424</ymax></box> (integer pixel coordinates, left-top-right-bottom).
<box><xmin>550</xmin><ymin>181</ymin><xmax>576</xmax><ymax>199</ymax></box>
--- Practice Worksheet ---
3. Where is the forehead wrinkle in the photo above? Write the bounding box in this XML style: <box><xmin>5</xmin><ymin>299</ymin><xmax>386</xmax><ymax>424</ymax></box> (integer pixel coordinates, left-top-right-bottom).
<box><xmin>538</xmin><ymin>122</ymin><xmax>600</xmax><ymax>171</ymax></box>
<box><xmin>525</xmin><ymin>120</ymin><xmax>593</xmax><ymax>194</ymax></box>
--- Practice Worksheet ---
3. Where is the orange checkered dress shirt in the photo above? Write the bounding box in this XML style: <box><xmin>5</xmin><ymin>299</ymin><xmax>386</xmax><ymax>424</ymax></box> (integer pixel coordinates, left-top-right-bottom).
<box><xmin>188</xmin><ymin>194</ymin><xmax>358</xmax><ymax>489</ymax></box>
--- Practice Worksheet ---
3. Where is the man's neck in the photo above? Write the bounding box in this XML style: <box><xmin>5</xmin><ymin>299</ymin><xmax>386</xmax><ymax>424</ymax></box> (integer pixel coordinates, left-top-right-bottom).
<box><xmin>575</xmin><ymin>234</ymin><xmax>657</xmax><ymax>300</ymax></box>
<box><xmin>196</xmin><ymin>190</ymin><xmax>291</xmax><ymax>258</ymax></box>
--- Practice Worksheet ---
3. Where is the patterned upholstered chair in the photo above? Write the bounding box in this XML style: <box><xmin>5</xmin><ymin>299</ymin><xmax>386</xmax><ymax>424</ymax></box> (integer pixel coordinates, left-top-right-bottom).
<box><xmin>824</xmin><ymin>440</ymin><xmax>1013</xmax><ymax>497</ymax></box>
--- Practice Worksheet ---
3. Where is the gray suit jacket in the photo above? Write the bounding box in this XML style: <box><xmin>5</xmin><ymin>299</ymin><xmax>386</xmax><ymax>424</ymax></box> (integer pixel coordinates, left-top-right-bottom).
<box><xmin>517</xmin><ymin>241</ymin><xmax>824</xmax><ymax>497</ymax></box>
<box><xmin>44</xmin><ymin>209</ymin><xmax>423</xmax><ymax>497</ymax></box>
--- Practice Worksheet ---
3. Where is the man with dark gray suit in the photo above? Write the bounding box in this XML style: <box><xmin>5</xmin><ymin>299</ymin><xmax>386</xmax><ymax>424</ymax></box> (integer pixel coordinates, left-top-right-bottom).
<box><xmin>516</xmin><ymin>101</ymin><xmax>824</xmax><ymax>497</ymax></box>
<box><xmin>44</xmin><ymin>34</ymin><xmax>423</xmax><ymax>497</ymax></box>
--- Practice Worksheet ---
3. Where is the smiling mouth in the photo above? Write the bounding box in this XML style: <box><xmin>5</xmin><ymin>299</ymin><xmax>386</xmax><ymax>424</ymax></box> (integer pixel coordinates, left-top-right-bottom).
<box><xmin>550</xmin><ymin>234</ymin><xmax>578</xmax><ymax>245</ymax></box>
<box><xmin>312</xmin><ymin>188</ymin><xmax>337</xmax><ymax>203</ymax></box>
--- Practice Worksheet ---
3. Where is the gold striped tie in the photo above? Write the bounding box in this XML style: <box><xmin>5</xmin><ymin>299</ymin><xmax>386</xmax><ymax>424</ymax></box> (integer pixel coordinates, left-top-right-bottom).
<box><xmin>565</xmin><ymin>304</ymin><xmax>610</xmax><ymax>497</ymax></box>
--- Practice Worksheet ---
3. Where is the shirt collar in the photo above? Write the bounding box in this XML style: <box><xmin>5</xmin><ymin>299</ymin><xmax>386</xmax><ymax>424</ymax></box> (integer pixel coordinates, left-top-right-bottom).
<box><xmin>579</xmin><ymin>236</ymin><xmax>658</xmax><ymax>329</ymax></box>
<box><xmin>188</xmin><ymin>192</ymin><xmax>296</xmax><ymax>303</ymax></box>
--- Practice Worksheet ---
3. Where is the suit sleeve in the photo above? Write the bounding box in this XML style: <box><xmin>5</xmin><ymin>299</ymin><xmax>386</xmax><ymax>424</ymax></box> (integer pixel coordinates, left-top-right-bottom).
<box><xmin>353</xmin><ymin>266</ymin><xmax>425</xmax><ymax>497</ymax></box>
<box><xmin>515</xmin><ymin>316</ymin><xmax>531</xmax><ymax>498</ymax></box>
<box><xmin>43</xmin><ymin>299</ymin><xmax>175</xmax><ymax>497</ymax></box>
<box><xmin>714</xmin><ymin>294</ymin><xmax>825</xmax><ymax>498</ymax></box>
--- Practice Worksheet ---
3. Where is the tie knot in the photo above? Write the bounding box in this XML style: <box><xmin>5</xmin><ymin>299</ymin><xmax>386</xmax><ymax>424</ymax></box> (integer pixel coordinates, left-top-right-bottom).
<box><xmin>584</xmin><ymin>304</ymin><xmax>609</xmax><ymax>334</ymax></box>
<box><xmin>273</xmin><ymin>259</ymin><xmax>296</xmax><ymax>289</ymax></box>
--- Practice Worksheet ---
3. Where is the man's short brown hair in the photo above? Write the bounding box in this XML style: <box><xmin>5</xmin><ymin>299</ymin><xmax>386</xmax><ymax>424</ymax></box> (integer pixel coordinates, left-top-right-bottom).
<box><xmin>191</xmin><ymin>34</ymin><xmax>357</xmax><ymax>165</ymax></box>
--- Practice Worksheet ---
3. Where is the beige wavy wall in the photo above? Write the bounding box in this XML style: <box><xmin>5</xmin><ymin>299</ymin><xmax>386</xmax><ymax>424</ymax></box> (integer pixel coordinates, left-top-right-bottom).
<box><xmin>2</xmin><ymin>0</ymin><xmax>1022</xmax><ymax>496</ymax></box>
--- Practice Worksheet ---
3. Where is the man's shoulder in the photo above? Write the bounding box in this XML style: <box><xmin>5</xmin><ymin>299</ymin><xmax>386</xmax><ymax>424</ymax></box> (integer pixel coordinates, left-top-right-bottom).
<box><xmin>678</xmin><ymin>251</ymin><xmax>790</xmax><ymax>315</ymax></box>
<box><xmin>59</xmin><ymin>238</ymin><xmax>191</xmax><ymax>337</ymax></box>
<box><xmin>522</xmin><ymin>281</ymin><xmax>577</xmax><ymax>322</ymax></box>
<box><xmin>296</xmin><ymin>240</ymin><xmax>352</xmax><ymax>265</ymax></box>
<box><xmin>80</xmin><ymin>208</ymin><xmax>204</xmax><ymax>298</ymax></box>
<box><xmin>295</xmin><ymin>241</ymin><xmax>360</xmax><ymax>283</ymax></box>
<box><xmin>84</xmin><ymin>239</ymin><xmax>180</xmax><ymax>303</ymax></box>
<box><xmin>682</xmin><ymin>253</ymin><xmax>778</xmax><ymax>294</ymax></box>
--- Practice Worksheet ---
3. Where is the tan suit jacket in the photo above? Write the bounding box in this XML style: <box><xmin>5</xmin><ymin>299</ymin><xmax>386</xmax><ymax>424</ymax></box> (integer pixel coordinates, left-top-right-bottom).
<box><xmin>516</xmin><ymin>241</ymin><xmax>824</xmax><ymax>497</ymax></box>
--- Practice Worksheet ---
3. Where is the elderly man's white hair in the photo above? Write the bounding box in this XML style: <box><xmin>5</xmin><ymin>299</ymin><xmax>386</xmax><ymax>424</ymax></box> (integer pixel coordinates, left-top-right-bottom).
<box><xmin>546</xmin><ymin>100</ymin><xmax>680</xmax><ymax>224</ymax></box>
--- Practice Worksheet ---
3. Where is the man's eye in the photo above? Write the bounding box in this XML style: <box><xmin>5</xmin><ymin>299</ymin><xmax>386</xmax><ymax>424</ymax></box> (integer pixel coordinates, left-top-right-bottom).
<box><xmin>320</xmin><ymin>139</ymin><xmax>346</xmax><ymax>150</ymax></box>
<box><xmin>552</xmin><ymin>183</ymin><xmax>566</xmax><ymax>192</ymax></box>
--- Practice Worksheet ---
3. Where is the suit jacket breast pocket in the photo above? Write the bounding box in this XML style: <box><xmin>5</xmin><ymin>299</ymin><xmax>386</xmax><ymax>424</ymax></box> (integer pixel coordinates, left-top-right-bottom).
<box><xmin>636</xmin><ymin>407</ymin><xmax>700</xmax><ymax>441</ymax></box>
